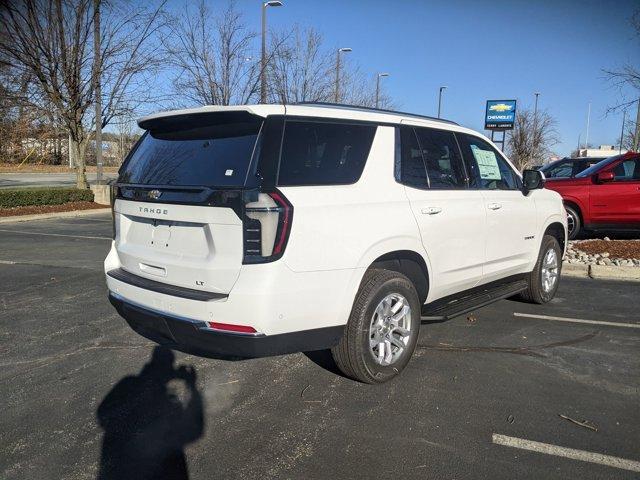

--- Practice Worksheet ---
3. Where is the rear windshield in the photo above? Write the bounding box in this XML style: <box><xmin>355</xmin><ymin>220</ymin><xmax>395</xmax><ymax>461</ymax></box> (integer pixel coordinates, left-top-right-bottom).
<box><xmin>119</xmin><ymin>113</ymin><xmax>262</xmax><ymax>187</ymax></box>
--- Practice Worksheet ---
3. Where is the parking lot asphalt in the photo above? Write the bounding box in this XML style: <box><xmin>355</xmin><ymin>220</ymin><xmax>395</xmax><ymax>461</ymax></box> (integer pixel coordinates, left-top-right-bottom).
<box><xmin>0</xmin><ymin>212</ymin><xmax>639</xmax><ymax>480</ymax></box>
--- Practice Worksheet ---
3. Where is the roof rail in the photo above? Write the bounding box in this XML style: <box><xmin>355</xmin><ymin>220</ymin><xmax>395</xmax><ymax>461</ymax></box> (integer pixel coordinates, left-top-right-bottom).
<box><xmin>294</xmin><ymin>101</ymin><xmax>459</xmax><ymax>126</ymax></box>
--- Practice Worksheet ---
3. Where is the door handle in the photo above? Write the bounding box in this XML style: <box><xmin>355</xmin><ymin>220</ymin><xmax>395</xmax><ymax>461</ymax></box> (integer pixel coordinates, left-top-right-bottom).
<box><xmin>421</xmin><ymin>207</ymin><xmax>442</xmax><ymax>215</ymax></box>
<box><xmin>487</xmin><ymin>203</ymin><xmax>502</xmax><ymax>210</ymax></box>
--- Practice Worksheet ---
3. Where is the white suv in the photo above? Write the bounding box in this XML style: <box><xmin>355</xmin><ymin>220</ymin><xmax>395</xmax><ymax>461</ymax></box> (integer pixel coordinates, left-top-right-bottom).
<box><xmin>105</xmin><ymin>103</ymin><xmax>566</xmax><ymax>383</ymax></box>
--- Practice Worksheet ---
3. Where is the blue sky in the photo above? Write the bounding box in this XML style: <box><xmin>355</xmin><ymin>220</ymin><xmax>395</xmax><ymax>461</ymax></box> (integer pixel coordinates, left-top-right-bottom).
<box><xmin>233</xmin><ymin>0</ymin><xmax>639</xmax><ymax>156</ymax></box>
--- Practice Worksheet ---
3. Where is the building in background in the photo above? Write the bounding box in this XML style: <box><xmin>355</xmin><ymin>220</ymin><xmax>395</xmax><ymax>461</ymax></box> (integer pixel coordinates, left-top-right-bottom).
<box><xmin>576</xmin><ymin>145</ymin><xmax>622</xmax><ymax>158</ymax></box>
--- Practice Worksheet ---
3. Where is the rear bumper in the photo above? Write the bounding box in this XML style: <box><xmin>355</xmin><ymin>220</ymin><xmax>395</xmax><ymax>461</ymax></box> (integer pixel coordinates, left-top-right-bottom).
<box><xmin>109</xmin><ymin>293</ymin><xmax>343</xmax><ymax>358</ymax></box>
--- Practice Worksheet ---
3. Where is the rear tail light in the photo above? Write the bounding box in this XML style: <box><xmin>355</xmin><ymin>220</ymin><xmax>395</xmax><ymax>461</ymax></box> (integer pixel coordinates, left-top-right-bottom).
<box><xmin>110</xmin><ymin>184</ymin><xmax>118</xmax><ymax>240</ymax></box>
<box><xmin>242</xmin><ymin>189</ymin><xmax>293</xmax><ymax>263</ymax></box>
<box><xmin>206</xmin><ymin>321</ymin><xmax>258</xmax><ymax>334</ymax></box>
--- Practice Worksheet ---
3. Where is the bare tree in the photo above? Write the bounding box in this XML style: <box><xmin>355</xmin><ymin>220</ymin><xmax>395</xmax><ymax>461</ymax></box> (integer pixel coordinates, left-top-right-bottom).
<box><xmin>268</xmin><ymin>26</ymin><xmax>394</xmax><ymax>109</ymax></box>
<box><xmin>506</xmin><ymin>108</ymin><xmax>559</xmax><ymax>170</ymax></box>
<box><xmin>0</xmin><ymin>0</ymin><xmax>167</xmax><ymax>188</ymax></box>
<box><xmin>268</xmin><ymin>27</ymin><xmax>333</xmax><ymax>104</ymax></box>
<box><xmin>617</xmin><ymin>117</ymin><xmax>638</xmax><ymax>151</ymax></box>
<box><xmin>604</xmin><ymin>10</ymin><xmax>640</xmax><ymax>149</ymax></box>
<box><xmin>164</xmin><ymin>0</ymin><xmax>261</xmax><ymax>106</ymax></box>
<box><xmin>341</xmin><ymin>70</ymin><xmax>394</xmax><ymax>109</ymax></box>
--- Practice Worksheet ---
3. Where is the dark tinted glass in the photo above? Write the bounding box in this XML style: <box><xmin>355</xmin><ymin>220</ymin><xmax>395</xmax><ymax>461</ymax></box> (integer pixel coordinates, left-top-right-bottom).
<box><xmin>119</xmin><ymin>121</ymin><xmax>261</xmax><ymax>187</ymax></box>
<box><xmin>397</xmin><ymin>126</ymin><xmax>428</xmax><ymax>189</ymax></box>
<box><xmin>612</xmin><ymin>158</ymin><xmax>640</xmax><ymax>180</ymax></box>
<box><xmin>576</xmin><ymin>155</ymin><xmax>622</xmax><ymax>177</ymax></box>
<box><xmin>544</xmin><ymin>160</ymin><xmax>573</xmax><ymax>178</ymax></box>
<box><xmin>277</xmin><ymin>121</ymin><xmax>376</xmax><ymax>186</ymax></box>
<box><xmin>458</xmin><ymin>134</ymin><xmax>518</xmax><ymax>190</ymax></box>
<box><xmin>414</xmin><ymin>127</ymin><xmax>466</xmax><ymax>189</ymax></box>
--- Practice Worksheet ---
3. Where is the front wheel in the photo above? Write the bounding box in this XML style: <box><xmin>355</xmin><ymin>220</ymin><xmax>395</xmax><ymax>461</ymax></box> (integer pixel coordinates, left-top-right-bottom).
<box><xmin>519</xmin><ymin>235</ymin><xmax>562</xmax><ymax>304</ymax></box>
<box><xmin>331</xmin><ymin>269</ymin><xmax>421</xmax><ymax>384</ymax></box>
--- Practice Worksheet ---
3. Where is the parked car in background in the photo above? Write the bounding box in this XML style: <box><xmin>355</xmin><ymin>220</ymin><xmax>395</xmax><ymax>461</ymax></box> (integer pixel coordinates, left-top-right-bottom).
<box><xmin>539</xmin><ymin>157</ymin><xmax>605</xmax><ymax>179</ymax></box>
<box><xmin>545</xmin><ymin>152</ymin><xmax>640</xmax><ymax>239</ymax></box>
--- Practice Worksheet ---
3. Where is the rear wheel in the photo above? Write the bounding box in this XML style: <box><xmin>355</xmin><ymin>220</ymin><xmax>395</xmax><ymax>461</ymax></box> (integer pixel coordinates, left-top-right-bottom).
<box><xmin>519</xmin><ymin>235</ymin><xmax>562</xmax><ymax>304</ymax></box>
<box><xmin>565</xmin><ymin>205</ymin><xmax>581</xmax><ymax>240</ymax></box>
<box><xmin>332</xmin><ymin>269</ymin><xmax>421</xmax><ymax>384</ymax></box>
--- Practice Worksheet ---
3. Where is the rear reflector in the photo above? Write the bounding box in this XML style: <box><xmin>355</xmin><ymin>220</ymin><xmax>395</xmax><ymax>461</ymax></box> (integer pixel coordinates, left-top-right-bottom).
<box><xmin>206</xmin><ymin>321</ymin><xmax>257</xmax><ymax>334</ymax></box>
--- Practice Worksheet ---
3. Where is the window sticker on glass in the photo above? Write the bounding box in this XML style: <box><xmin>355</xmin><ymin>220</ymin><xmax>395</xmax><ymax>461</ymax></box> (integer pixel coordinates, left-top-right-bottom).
<box><xmin>470</xmin><ymin>144</ymin><xmax>501</xmax><ymax>180</ymax></box>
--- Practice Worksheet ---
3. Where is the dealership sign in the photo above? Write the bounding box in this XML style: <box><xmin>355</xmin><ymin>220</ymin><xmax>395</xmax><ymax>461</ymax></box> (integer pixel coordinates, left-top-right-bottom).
<box><xmin>484</xmin><ymin>100</ymin><xmax>516</xmax><ymax>130</ymax></box>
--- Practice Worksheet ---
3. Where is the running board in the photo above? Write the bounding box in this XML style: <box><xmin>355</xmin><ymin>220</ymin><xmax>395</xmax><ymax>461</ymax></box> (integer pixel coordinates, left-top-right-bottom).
<box><xmin>421</xmin><ymin>279</ymin><xmax>528</xmax><ymax>321</ymax></box>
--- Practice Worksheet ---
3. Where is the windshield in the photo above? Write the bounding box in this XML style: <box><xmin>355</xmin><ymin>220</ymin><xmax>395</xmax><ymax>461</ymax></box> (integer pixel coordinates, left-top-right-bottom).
<box><xmin>119</xmin><ymin>113</ymin><xmax>263</xmax><ymax>187</ymax></box>
<box><xmin>575</xmin><ymin>154</ymin><xmax>624</xmax><ymax>178</ymax></box>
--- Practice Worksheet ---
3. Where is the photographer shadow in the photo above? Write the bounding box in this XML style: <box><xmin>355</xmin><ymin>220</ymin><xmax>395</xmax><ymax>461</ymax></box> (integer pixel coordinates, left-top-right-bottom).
<box><xmin>96</xmin><ymin>346</ymin><xmax>204</xmax><ymax>480</ymax></box>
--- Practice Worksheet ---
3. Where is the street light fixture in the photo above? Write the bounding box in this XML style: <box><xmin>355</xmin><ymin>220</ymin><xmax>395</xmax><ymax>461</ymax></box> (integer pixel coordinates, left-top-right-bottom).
<box><xmin>375</xmin><ymin>73</ymin><xmax>389</xmax><ymax>109</ymax></box>
<box><xmin>261</xmin><ymin>1</ymin><xmax>283</xmax><ymax>103</ymax></box>
<box><xmin>334</xmin><ymin>47</ymin><xmax>352</xmax><ymax>103</ymax></box>
<box><xmin>437</xmin><ymin>86</ymin><xmax>447</xmax><ymax>118</ymax></box>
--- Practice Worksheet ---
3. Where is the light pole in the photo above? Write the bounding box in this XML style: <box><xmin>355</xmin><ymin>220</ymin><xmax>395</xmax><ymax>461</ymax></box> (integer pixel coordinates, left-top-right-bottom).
<box><xmin>584</xmin><ymin>102</ymin><xmax>591</xmax><ymax>149</ymax></box>
<box><xmin>375</xmin><ymin>73</ymin><xmax>389</xmax><ymax>108</ymax></box>
<box><xmin>533</xmin><ymin>92</ymin><xmax>540</xmax><ymax>161</ymax></box>
<box><xmin>334</xmin><ymin>47</ymin><xmax>352</xmax><ymax>103</ymax></box>
<box><xmin>437</xmin><ymin>86</ymin><xmax>447</xmax><ymax>118</ymax></box>
<box><xmin>533</xmin><ymin>92</ymin><xmax>540</xmax><ymax>121</ymax></box>
<box><xmin>619</xmin><ymin>110</ymin><xmax>626</xmax><ymax>153</ymax></box>
<box><xmin>261</xmin><ymin>1</ymin><xmax>283</xmax><ymax>104</ymax></box>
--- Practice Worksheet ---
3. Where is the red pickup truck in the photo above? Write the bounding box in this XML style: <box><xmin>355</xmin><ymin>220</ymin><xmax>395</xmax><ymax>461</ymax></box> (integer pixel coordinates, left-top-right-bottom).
<box><xmin>544</xmin><ymin>152</ymin><xmax>640</xmax><ymax>239</ymax></box>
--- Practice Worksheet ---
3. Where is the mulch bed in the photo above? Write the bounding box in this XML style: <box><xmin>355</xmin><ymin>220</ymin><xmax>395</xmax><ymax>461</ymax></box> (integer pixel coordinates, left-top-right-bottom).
<box><xmin>576</xmin><ymin>240</ymin><xmax>640</xmax><ymax>259</ymax></box>
<box><xmin>0</xmin><ymin>201</ymin><xmax>108</xmax><ymax>217</ymax></box>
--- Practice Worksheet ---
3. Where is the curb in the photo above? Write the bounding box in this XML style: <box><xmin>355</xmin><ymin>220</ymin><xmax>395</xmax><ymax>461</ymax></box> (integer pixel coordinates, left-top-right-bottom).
<box><xmin>562</xmin><ymin>262</ymin><xmax>640</xmax><ymax>282</ymax></box>
<box><xmin>0</xmin><ymin>208</ymin><xmax>110</xmax><ymax>224</ymax></box>
<box><xmin>589</xmin><ymin>265</ymin><xmax>640</xmax><ymax>282</ymax></box>
<box><xmin>561</xmin><ymin>263</ymin><xmax>589</xmax><ymax>278</ymax></box>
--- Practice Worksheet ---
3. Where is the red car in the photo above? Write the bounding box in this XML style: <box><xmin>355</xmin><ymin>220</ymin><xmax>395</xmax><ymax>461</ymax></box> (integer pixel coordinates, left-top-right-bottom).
<box><xmin>544</xmin><ymin>152</ymin><xmax>640</xmax><ymax>239</ymax></box>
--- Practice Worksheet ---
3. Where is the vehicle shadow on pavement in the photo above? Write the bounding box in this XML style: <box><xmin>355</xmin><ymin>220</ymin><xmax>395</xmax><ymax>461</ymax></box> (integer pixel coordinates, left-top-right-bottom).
<box><xmin>304</xmin><ymin>349</ymin><xmax>349</xmax><ymax>378</ymax></box>
<box><xmin>96</xmin><ymin>346</ymin><xmax>205</xmax><ymax>480</ymax></box>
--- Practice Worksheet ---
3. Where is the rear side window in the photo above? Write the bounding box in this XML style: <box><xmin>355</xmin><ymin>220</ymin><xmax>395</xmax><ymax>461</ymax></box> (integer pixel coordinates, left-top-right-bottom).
<box><xmin>119</xmin><ymin>118</ymin><xmax>262</xmax><ymax>187</ymax></box>
<box><xmin>277</xmin><ymin>120</ymin><xmax>377</xmax><ymax>186</ymax></box>
<box><xmin>458</xmin><ymin>134</ymin><xmax>518</xmax><ymax>190</ymax></box>
<box><xmin>414</xmin><ymin>127</ymin><xmax>466</xmax><ymax>189</ymax></box>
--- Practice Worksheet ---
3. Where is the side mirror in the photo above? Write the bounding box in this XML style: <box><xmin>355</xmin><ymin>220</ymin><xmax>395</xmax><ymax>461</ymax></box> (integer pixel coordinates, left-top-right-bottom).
<box><xmin>596</xmin><ymin>171</ymin><xmax>614</xmax><ymax>183</ymax></box>
<box><xmin>522</xmin><ymin>169</ymin><xmax>545</xmax><ymax>194</ymax></box>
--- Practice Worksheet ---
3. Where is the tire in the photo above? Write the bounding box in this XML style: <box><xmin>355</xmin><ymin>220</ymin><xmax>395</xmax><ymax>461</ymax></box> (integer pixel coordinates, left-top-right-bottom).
<box><xmin>331</xmin><ymin>269</ymin><xmax>421</xmax><ymax>384</ymax></box>
<box><xmin>565</xmin><ymin>204</ymin><xmax>581</xmax><ymax>240</ymax></box>
<box><xmin>519</xmin><ymin>235</ymin><xmax>562</xmax><ymax>304</ymax></box>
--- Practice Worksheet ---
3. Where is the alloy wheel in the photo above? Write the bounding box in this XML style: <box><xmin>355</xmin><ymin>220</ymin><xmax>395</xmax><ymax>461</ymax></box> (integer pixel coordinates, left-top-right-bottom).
<box><xmin>541</xmin><ymin>248</ymin><xmax>559</xmax><ymax>293</ymax></box>
<box><xmin>369</xmin><ymin>293</ymin><xmax>412</xmax><ymax>366</ymax></box>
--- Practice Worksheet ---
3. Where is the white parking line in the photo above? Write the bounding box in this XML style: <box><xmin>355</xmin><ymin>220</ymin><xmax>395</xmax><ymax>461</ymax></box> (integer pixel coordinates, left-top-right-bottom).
<box><xmin>513</xmin><ymin>312</ymin><xmax>640</xmax><ymax>329</ymax></box>
<box><xmin>492</xmin><ymin>433</ymin><xmax>640</xmax><ymax>473</ymax></box>
<box><xmin>0</xmin><ymin>229</ymin><xmax>111</xmax><ymax>241</ymax></box>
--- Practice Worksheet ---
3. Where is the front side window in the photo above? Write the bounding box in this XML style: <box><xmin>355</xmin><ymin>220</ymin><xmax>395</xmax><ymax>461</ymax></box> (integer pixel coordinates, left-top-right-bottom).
<box><xmin>611</xmin><ymin>158</ymin><xmax>640</xmax><ymax>181</ymax></box>
<box><xmin>458</xmin><ymin>134</ymin><xmax>518</xmax><ymax>190</ymax></box>
<box><xmin>414</xmin><ymin>127</ymin><xmax>467</xmax><ymax>189</ymax></box>
<box><xmin>277</xmin><ymin>120</ymin><xmax>377</xmax><ymax>186</ymax></box>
